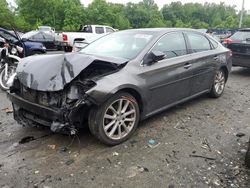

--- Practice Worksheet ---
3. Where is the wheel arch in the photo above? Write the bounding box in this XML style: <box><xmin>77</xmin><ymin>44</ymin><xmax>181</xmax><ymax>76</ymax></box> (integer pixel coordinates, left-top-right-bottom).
<box><xmin>219</xmin><ymin>65</ymin><xmax>229</xmax><ymax>82</ymax></box>
<box><xmin>117</xmin><ymin>88</ymin><xmax>144</xmax><ymax>114</ymax></box>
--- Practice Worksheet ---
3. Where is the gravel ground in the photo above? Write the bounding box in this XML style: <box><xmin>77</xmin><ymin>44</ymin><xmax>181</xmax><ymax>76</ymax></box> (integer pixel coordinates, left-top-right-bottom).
<box><xmin>0</xmin><ymin>67</ymin><xmax>249</xmax><ymax>188</ymax></box>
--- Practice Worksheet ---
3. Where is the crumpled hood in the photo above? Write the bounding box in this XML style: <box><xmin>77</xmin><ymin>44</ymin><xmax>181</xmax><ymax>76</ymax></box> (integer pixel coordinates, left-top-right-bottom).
<box><xmin>16</xmin><ymin>53</ymin><xmax>127</xmax><ymax>91</ymax></box>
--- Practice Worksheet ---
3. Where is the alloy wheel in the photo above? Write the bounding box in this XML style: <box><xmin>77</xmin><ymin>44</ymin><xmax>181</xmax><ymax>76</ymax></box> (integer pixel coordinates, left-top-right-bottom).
<box><xmin>103</xmin><ymin>98</ymin><xmax>137</xmax><ymax>140</ymax></box>
<box><xmin>214</xmin><ymin>70</ymin><xmax>225</xmax><ymax>95</ymax></box>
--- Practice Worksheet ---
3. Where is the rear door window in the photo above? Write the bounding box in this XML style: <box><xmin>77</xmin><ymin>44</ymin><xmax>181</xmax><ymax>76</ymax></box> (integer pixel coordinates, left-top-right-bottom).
<box><xmin>152</xmin><ymin>32</ymin><xmax>187</xmax><ymax>59</ymax></box>
<box><xmin>0</xmin><ymin>30</ymin><xmax>18</xmax><ymax>43</ymax></box>
<box><xmin>186</xmin><ymin>33</ymin><xmax>211</xmax><ymax>52</ymax></box>
<box><xmin>31</xmin><ymin>33</ymin><xmax>45</xmax><ymax>41</ymax></box>
<box><xmin>95</xmin><ymin>27</ymin><xmax>105</xmax><ymax>34</ymax></box>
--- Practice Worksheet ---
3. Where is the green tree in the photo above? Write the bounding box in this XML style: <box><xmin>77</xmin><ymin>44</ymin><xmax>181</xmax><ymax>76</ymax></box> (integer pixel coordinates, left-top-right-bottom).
<box><xmin>63</xmin><ymin>0</ymin><xmax>85</xmax><ymax>30</ymax></box>
<box><xmin>0</xmin><ymin>0</ymin><xmax>15</xmax><ymax>29</ymax></box>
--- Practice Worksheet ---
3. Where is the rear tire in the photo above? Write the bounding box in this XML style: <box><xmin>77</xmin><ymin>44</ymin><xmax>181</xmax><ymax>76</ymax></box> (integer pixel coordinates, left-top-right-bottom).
<box><xmin>209</xmin><ymin>69</ymin><xmax>226</xmax><ymax>98</ymax></box>
<box><xmin>64</xmin><ymin>46</ymin><xmax>72</xmax><ymax>52</ymax></box>
<box><xmin>88</xmin><ymin>92</ymin><xmax>140</xmax><ymax>145</ymax></box>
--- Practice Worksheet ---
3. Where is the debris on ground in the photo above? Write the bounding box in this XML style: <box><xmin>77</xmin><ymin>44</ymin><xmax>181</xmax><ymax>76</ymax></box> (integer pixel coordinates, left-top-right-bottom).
<box><xmin>48</xmin><ymin>144</ymin><xmax>56</xmax><ymax>150</ymax></box>
<box><xmin>34</xmin><ymin>170</ymin><xmax>39</xmax><ymax>174</ymax></box>
<box><xmin>8</xmin><ymin>142</ymin><xmax>19</xmax><ymax>150</ymax></box>
<box><xmin>201</xmin><ymin>138</ymin><xmax>212</xmax><ymax>151</ymax></box>
<box><xmin>148</xmin><ymin>139</ymin><xmax>156</xmax><ymax>145</ymax></box>
<box><xmin>65</xmin><ymin>159</ymin><xmax>75</xmax><ymax>166</ymax></box>
<box><xmin>148</xmin><ymin>139</ymin><xmax>160</xmax><ymax>148</ymax></box>
<box><xmin>59</xmin><ymin>146</ymin><xmax>68</xmax><ymax>153</ymax></box>
<box><xmin>1</xmin><ymin>107</ymin><xmax>13</xmax><ymax>114</ymax></box>
<box><xmin>174</xmin><ymin>122</ymin><xmax>186</xmax><ymax>132</ymax></box>
<box><xmin>189</xmin><ymin>154</ymin><xmax>216</xmax><ymax>160</ymax></box>
<box><xmin>240</xmin><ymin>149</ymin><xmax>247</xmax><ymax>154</ymax></box>
<box><xmin>112</xmin><ymin>152</ymin><xmax>119</xmax><ymax>156</ymax></box>
<box><xmin>236</xmin><ymin>133</ymin><xmax>245</xmax><ymax>138</ymax></box>
<box><xmin>126</xmin><ymin>166</ymin><xmax>149</xmax><ymax>178</ymax></box>
<box><xmin>19</xmin><ymin>136</ymin><xmax>35</xmax><ymax>144</ymax></box>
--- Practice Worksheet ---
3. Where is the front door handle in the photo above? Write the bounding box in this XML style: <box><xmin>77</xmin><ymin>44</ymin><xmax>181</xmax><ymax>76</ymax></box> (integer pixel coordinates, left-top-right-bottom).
<box><xmin>184</xmin><ymin>63</ymin><xmax>192</xmax><ymax>69</ymax></box>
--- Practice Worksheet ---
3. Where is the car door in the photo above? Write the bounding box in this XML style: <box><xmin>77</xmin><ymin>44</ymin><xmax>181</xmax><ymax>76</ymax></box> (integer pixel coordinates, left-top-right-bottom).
<box><xmin>185</xmin><ymin>32</ymin><xmax>217</xmax><ymax>95</ymax></box>
<box><xmin>141</xmin><ymin>32</ymin><xmax>194</xmax><ymax>113</ymax></box>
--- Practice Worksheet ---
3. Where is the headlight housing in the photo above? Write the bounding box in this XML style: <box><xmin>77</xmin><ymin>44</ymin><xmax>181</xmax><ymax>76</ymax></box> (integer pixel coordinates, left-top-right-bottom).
<box><xmin>66</xmin><ymin>80</ymin><xmax>96</xmax><ymax>102</ymax></box>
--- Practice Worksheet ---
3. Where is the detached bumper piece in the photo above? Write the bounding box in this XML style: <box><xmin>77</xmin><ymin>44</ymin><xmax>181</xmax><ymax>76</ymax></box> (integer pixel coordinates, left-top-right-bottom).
<box><xmin>7</xmin><ymin>93</ymin><xmax>71</xmax><ymax>133</ymax></box>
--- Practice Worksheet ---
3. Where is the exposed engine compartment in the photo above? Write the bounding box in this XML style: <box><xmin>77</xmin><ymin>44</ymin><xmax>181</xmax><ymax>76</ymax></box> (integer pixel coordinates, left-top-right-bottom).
<box><xmin>8</xmin><ymin>52</ymin><xmax>128</xmax><ymax>134</ymax></box>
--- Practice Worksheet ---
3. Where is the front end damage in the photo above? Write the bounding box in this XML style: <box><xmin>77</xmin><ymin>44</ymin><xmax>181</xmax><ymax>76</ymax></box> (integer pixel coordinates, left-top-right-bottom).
<box><xmin>7</xmin><ymin>53</ymin><xmax>127</xmax><ymax>134</ymax></box>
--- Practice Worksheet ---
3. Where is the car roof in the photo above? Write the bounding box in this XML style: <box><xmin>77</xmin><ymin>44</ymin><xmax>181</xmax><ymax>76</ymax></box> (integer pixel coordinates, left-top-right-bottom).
<box><xmin>118</xmin><ymin>28</ymin><xmax>202</xmax><ymax>35</ymax></box>
<box><xmin>0</xmin><ymin>27</ymin><xmax>17</xmax><ymax>38</ymax></box>
<box><xmin>238</xmin><ymin>28</ymin><xmax>250</xmax><ymax>32</ymax></box>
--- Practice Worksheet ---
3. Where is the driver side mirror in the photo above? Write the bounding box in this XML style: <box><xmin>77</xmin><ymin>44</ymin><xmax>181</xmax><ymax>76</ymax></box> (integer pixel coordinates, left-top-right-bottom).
<box><xmin>143</xmin><ymin>51</ymin><xmax>166</xmax><ymax>65</ymax></box>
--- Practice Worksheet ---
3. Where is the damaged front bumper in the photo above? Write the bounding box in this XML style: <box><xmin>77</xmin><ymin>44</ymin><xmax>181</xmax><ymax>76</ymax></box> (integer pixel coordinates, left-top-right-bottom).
<box><xmin>7</xmin><ymin>92</ymin><xmax>90</xmax><ymax>134</ymax></box>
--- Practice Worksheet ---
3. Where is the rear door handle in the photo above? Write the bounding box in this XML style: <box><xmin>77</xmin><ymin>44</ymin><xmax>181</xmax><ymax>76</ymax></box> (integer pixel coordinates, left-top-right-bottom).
<box><xmin>184</xmin><ymin>63</ymin><xmax>192</xmax><ymax>69</ymax></box>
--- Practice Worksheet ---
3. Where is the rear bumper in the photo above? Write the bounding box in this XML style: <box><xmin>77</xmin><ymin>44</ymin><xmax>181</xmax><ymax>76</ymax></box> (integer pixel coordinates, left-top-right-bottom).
<box><xmin>232</xmin><ymin>54</ymin><xmax>250</xmax><ymax>68</ymax></box>
<box><xmin>55</xmin><ymin>41</ymin><xmax>68</xmax><ymax>47</ymax></box>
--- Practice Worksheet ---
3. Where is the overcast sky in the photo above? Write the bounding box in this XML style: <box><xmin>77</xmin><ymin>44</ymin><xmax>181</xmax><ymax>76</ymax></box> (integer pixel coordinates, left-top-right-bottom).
<box><xmin>82</xmin><ymin>0</ymin><xmax>249</xmax><ymax>10</ymax></box>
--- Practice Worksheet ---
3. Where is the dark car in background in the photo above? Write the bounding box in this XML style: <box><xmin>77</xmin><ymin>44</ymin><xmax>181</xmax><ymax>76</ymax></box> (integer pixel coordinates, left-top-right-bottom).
<box><xmin>0</xmin><ymin>27</ymin><xmax>46</xmax><ymax>57</ymax></box>
<box><xmin>22</xmin><ymin>31</ymin><xmax>57</xmax><ymax>50</ymax></box>
<box><xmin>8</xmin><ymin>28</ymin><xmax>232</xmax><ymax>145</ymax></box>
<box><xmin>224</xmin><ymin>28</ymin><xmax>250</xmax><ymax>68</ymax></box>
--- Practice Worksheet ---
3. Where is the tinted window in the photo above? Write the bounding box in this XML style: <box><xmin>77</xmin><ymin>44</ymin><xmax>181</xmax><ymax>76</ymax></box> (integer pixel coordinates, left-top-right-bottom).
<box><xmin>0</xmin><ymin>30</ymin><xmax>18</xmax><ymax>43</ymax></box>
<box><xmin>43</xmin><ymin>33</ymin><xmax>54</xmax><ymax>41</ymax></box>
<box><xmin>152</xmin><ymin>32</ymin><xmax>187</xmax><ymax>58</ymax></box>
<box><xmin>187</xmin><ymin>33</ymin><xmax>211</xmax><ymax>52</ymax></box>
<box><xmin>106</xmin><ymin>27</ymin><xmax>114</xmax><ymax>33</ymax></box>
<box><xmin>31</xmin><ymin>33</ymin><xmax>45</xmax><ymax>41</ymax></box>
<box><xmin>82</xmin><ymin>25</ymin><xmax>92</xmax><ymax>33</ymax></box>
<box><xmin>231</xmin><ymin>31</ymin><xmax>250</xmax><ymax>41</ymax></box>
<box><xmin>95</xmin><ymin>27</ymin><xmax>104</xmax><ymax>34</ymax></box>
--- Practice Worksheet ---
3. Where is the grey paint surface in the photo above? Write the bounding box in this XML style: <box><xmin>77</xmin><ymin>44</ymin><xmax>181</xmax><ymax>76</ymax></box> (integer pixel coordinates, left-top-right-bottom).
<box><xmin>9</xmin><ymin>28</ymin><xmax>232</xmax><ymax>128</ymax></box>
<box><xmin>17</xmin><ymin>53</ymin><xmax>127</xmax><ymax>91</ymax></box>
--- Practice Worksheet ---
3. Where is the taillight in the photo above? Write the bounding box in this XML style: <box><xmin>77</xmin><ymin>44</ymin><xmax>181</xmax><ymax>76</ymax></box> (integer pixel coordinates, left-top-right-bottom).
<box><xmin>224</xmin><ymin>38</ymin><xmax>233</xmax><ymax>44</ymax></box>
<box><xmin>63</xmin><ymin>34</ymin><xmax>68</xmax><ymax>41</ymax></box>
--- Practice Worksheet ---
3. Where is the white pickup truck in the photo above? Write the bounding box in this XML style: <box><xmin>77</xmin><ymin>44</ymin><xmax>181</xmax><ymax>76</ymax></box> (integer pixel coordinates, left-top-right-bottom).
<box><xmin>55</xmin><ymin>25</ymin><xmax>115</xmax><ymax>52</ymax></box>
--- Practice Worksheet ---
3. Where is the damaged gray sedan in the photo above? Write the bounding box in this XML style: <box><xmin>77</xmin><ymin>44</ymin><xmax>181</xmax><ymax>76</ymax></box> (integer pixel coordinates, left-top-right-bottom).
<box><xmin>7</xmin><ymin>28</ymin><xmax>232</xmax><ymax>145</ymax></box>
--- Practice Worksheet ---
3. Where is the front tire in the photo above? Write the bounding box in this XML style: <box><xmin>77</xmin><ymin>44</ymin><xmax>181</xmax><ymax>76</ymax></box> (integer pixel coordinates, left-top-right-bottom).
<box><xmin>88</xmin><ymin>92</ymin><xmax>140</xmax><ymax>145</ymax></box>
<box><xmin>209</xmin><ymin>69</ymin><xmax>226</xmax><ymax>98</ymax></box>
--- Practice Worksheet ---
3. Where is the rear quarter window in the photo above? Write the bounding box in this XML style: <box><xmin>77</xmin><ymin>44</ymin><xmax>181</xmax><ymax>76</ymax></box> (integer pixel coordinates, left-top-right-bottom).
<box><xmin>186</xmin><ymin>32</ymin><xmax>211</xmax><ymax>52</ymax></box>
<box><xmin>231</xmin><ymin>31</ymin><xmax>250</xmax><ymax>41</ymax></box>
<box><xmin>95</xmin><ymin>27</ymin><xmax>105</xmax><ymax>34</ymax></box>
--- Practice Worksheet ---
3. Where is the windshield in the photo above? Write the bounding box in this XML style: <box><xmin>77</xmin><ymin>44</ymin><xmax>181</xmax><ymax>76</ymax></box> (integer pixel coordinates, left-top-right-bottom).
<box><xmin>231</xmin><ymin>31</ymin><xmax>250</xmax><ymax>41</ymax></box>
<box><xmin>0</xmin><ymin>30</ymin><xmax>18</xmax><ymax>44</ymax></box>
<box><xmin>80</xmin><ymin>32</ymin><xmax>153</xmax><ymax>60</ymax></box>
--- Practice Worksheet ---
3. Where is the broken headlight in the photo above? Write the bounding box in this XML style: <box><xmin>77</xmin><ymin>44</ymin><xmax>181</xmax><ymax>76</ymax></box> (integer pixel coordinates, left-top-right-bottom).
<box><xmin>67</xmin><ymin>80</ymin><xmax>96</xmax><ymax>102</ymax></box>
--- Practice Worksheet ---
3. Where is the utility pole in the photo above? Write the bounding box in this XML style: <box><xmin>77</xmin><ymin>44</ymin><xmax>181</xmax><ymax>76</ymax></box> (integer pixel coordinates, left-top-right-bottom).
<box><xmin>239</xmin><ymin>0</ymin><xmax>245</xmax><ymax>28</ymax></box>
